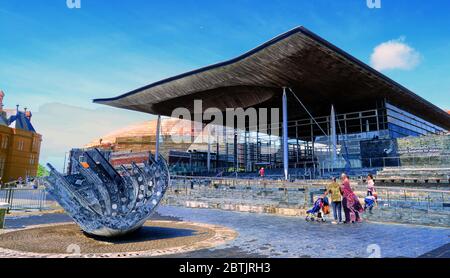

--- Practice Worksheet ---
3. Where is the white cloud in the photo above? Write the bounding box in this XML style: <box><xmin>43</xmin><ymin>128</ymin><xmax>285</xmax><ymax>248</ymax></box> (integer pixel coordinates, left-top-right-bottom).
<box><xmin>31</xmin><ymin>103</ymin><xmax>154</xmax><ymax>171</ymax></box>
<box><xmin>370</xmin><ymin>38</ymin><xmax>421</xmax><ymax>71</ymax></box>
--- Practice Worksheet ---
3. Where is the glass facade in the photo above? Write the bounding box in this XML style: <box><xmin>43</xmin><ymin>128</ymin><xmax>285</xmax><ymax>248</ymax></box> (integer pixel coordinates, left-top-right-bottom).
<box><xmin>167</xmin><ymin>107</ymin><xmax>388</xmax><ymax>176</ymax></box>
<box><xmin>386</xmin><ymin>103</ymin><xmax>445</xmax><ymax>138</ymax></box>
<box><xmin>166</xmin><ymin>101</ymin><xmax>447</xmax><ymax>177</ymax></box>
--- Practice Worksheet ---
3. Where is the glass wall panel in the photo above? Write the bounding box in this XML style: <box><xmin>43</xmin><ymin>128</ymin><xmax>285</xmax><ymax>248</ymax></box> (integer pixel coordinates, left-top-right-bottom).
<box><xmin>386</xmin><ymin>103</ymin><xmax>445</xmax><ymax>138</ymax></box>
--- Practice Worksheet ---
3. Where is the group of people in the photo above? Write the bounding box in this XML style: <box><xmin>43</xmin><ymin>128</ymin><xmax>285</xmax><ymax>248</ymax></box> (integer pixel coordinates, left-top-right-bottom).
<box><xmin>323</xmin><ymin>173</ymin><xmax>377</xmax><ymax>224</ymax></box>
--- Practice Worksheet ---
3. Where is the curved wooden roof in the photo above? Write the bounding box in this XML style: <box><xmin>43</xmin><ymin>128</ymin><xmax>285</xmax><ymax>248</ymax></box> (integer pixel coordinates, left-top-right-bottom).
<box><xmin>94</xmin><ymin>26</ymin><xmax>450</xmax><ymax>130</ymax></box>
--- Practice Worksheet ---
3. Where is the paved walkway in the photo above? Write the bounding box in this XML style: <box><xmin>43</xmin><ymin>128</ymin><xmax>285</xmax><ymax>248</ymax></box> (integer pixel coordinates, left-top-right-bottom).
<box><xmin>5</xmin><ymin>206</ymin><xmax>450</xmax><ymax>258</ymax></box>
<box><xmin>419</xmin><ymin>243</ymin><xmax>450</xmax><ymax>258</ymax></box>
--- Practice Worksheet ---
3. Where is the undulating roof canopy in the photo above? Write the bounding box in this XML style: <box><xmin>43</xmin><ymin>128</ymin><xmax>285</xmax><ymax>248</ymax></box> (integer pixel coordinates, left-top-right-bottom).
<box><xmin>94</xmin><ymin>27</ymin><xmax>450</xmax><ymax>130</ymax></box>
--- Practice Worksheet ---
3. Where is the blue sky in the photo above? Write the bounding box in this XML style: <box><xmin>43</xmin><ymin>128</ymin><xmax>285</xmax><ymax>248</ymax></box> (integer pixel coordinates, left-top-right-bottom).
<box><xmin>1</xmin><ymin>0</ymin><xmax>450</xmax><ymax>168</ymax></box>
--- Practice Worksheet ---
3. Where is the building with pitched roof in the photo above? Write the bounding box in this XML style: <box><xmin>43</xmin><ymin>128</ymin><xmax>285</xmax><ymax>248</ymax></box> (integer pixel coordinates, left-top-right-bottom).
<box><xmin>94</xmin><ymin>27</ymin><xmax>450</xmax><ymax>178</ymax></box>
<box><xmin>0</xmin><ymin>90</ymin><xmax>42</xmax><ymax>183</ymax></box>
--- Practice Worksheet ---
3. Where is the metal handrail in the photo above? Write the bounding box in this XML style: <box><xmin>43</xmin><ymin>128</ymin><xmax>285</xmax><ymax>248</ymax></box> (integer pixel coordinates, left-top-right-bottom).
<box><xmin>168</xmin><ymin>177</ymin><xmax>450</xmax><ymax>215</ymax></box>
<box><xmin>0</xmin><ymin>188</ymin><xmax>48</xmax><ymax>212</ymax></box>
<box><xmin>170</xmin><ymin>176</ymin><xmax>450</xmax><ymax>194</ymax></box>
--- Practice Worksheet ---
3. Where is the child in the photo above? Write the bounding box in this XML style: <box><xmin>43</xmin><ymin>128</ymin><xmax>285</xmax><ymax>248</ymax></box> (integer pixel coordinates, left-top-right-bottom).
<box><xmin>367</xmin><ymin>174</ymin><xmax>376</xmax><ymax>196</ymax></box>
<box><xmin>364</xmin><ymin>193</ymin><xmax>378</xmax><ymax>214</ymax></box>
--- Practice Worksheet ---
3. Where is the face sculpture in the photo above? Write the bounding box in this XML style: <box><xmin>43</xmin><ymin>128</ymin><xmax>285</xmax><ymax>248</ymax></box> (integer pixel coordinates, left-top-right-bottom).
<box><xmin>45</xmin><ymin>149</ymin><xmax>170</xmax><ymax>237</ymax></box>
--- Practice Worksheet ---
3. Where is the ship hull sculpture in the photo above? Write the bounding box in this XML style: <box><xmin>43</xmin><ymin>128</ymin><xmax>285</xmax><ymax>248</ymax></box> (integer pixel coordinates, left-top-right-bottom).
<box><xmin>45</xmin><ymin>149</ymin><xmax>170</xmax><ymax>237</ymax></box>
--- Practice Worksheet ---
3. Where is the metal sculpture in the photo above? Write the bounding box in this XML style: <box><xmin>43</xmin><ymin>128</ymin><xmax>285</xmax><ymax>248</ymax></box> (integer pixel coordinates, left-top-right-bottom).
<box><xmin>45</xmin><ymin>149</ymin><xmax>170</xmax><ymax>237</ymax></box>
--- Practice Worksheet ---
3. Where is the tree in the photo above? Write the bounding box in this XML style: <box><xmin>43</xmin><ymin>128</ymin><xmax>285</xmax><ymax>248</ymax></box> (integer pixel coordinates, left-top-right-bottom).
<box><xmin>37</xmin><ymin>164</ymin><xmax>49</xmax><ymax>177</ymax></box>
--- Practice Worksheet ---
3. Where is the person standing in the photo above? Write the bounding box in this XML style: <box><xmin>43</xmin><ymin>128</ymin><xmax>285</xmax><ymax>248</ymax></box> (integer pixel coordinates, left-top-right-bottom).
<box><xmin>324</xmin><ymin>177</ymin><xmax>342</xmax><ymax>224</ymax></box>
<box><xmin>367</xmin><ymin>174</ymin><xmax>376</xmax><ymax>196</ymax></box>
<box><xmin>259</xmin><ymin>167</ymin><xmax>265</xmax><ymax>178</ymax></box>
<box><xmin>340</xmin><ymin>173</ymin><xmax>363</xmax><ymax>223</ymax></box>
<box><xmin>340</xmin><ymin>174</ymin><xmax>350</xmax><ymax>223</ymax></box>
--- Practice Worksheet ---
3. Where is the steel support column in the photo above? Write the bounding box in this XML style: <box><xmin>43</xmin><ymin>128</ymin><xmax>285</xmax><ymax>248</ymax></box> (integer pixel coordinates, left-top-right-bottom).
<box><xmin>282</xmin><ymin>87</ymin><xmax>289</xmax><ymax>181</ymax></box>
<box><xmin>330</xmin><ymin>105</ymin><xmax>337</xmax><ymax>169</ymax></box>
<box><xmin>234</xmin><ymin>129</ymin><xmax>238</xmax><ymax>174</ymax></box>
<box><xmin>155</xmin><ymin>115</ymin><xmax>161</xmax><ymax>161</ymax></box>
<box><xmin>207</xmin><ymin>125</ymin><xmax>211</xmax><ymax>172</ymax></box>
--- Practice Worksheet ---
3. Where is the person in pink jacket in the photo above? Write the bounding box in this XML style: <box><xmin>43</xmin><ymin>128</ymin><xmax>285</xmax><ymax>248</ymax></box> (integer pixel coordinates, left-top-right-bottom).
<box><xmin>340</xmin><ymin>173</ymin><xmax>364</xmax><ymax>223</ymax></box>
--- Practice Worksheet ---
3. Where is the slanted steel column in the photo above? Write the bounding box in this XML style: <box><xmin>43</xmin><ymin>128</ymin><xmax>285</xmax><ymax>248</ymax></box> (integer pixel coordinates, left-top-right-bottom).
<box><xmin>155</xmin><ymin>115</ymin><xmax>161</xmax><ymax>161</ymax></box>
<box><xmin>330</xmin><ymin>105</ymin><xmax>337</xmax><ymax>169</ymax></box>
<box><xmin>282</xmin><ymin>87</ymin><xmax>289</xmax><ymax>181</ymax></box>
<box><xmin>207</xmin><ymin>125</ymin><xmax>211</xmax><ymax>172</ymax></box>
<box><xmin>234</xmin><ymin>128</ymin><xmax>238</xmax><ymax>174</ymax></box>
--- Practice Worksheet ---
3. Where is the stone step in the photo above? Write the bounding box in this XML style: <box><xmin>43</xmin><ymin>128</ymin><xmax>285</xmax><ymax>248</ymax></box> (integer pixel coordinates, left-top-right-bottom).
<box><xmin>375</xmin><ymin>178</ymin><xmax>450</xmax><ymax>184</ymax></box>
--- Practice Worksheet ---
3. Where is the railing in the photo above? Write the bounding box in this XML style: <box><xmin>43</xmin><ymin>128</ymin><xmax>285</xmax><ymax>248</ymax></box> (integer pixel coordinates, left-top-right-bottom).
<box><xmin>342</xmin><ymin>186</ymin><xmax>449</xmax><ymax>212</ymax></box>
<box><xmin>169</xmin><ymin>155</ymin><xmax>450</xmax><ymax>182</ymax></box>
<box><xmin>361</xmin><ymin>155</ymin><xmax>450</xmax><ymax>168</ymax></box>
<box><xmin>1</xmin><ymin>177</ymin><xmax>46</xmax><ymax>190</ymax></box>
<box><xmin>168</xmin><ymin>176</ymin><xmax>450</xmax><ymax>213</ymax></box>
<box><xmin>1</xmin><ymin>180</ymin><xmax>19</xmax><ymax>189</ymax></box>
<box><xmin>170</xmin><ymin>175</ymin><xmax>327</xmax><ymax>185</ymax></box>
<box><xmin>0</xmin><ymin>188</ymin><xmax>49</xmax><ymax>212</ymax></box>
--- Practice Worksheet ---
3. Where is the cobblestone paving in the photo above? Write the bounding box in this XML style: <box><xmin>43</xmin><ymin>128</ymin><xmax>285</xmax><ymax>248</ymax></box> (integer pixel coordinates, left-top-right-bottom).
<box><xmin>419</xmin><ymin>243</ymin><xmax>450</xmax><ymax>258</ymax></box>
<box><xmin>0</xmin><ymin>221</ymin><xmax>237</xmax><ymax>258</ymax></box>
<box><xmin>4</xmin><ymin>206</ymin><xmax>450</xmax><ymax>258</ymax></box>
<box><xmin>157</xmin><ymin>206</ymin><xmax>450</xmax><ymax>258</ymax></box>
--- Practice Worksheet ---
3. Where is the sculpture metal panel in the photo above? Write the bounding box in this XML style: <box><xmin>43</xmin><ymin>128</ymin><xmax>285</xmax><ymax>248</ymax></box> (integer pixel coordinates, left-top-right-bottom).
<box><xmin>45</xmin><ymin>149</ymin><xmax>170</xmax><ymax>237</ymax></box>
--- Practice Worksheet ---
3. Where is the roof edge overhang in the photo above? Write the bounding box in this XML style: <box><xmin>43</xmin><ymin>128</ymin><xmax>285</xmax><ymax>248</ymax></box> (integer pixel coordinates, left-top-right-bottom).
<box><xmin>94</xmin><ymin>26</ymin><xmax>450</xmax><ymax>130</ymax></box>
<box><xmin>94</xmin><ymin>26</ymin><xmax>307</xmax><ymax>104</ymax></box>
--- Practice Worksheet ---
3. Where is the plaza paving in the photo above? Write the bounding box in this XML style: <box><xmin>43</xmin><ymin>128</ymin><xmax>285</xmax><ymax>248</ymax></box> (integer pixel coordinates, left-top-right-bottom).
<box><xmin>4</xmin><ymin>205</ymin><xmax>450</xmax><ymax>258</ymax></box>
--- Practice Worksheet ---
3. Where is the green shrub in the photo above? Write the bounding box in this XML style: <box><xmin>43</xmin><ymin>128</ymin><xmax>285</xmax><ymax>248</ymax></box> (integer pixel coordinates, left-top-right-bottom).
<box><xmin>37</xmin><ymin>164</ymin><xmax>49</xmax><ymax>177</ymax></box>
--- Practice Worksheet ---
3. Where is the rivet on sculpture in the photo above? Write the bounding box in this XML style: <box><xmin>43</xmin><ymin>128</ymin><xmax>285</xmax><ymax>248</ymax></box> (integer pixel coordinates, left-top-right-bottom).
<box><xmin>45</xmin><ymin>149</ymin><xmax>170</xmax><ymax>237</ymax></box>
